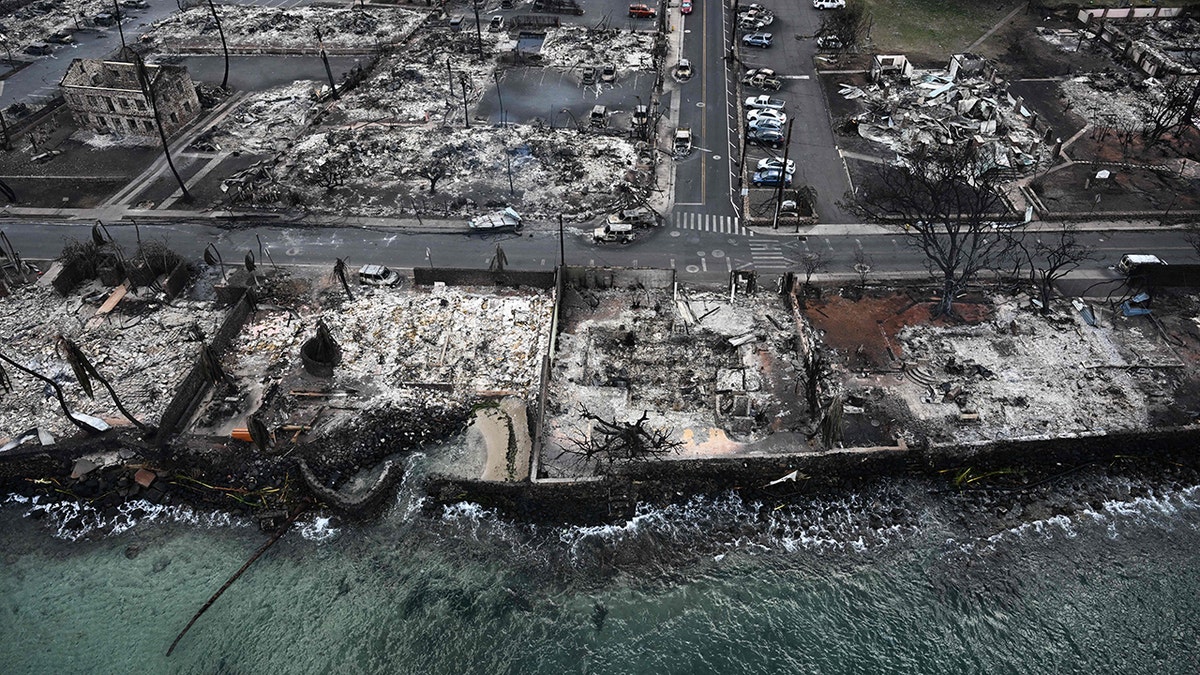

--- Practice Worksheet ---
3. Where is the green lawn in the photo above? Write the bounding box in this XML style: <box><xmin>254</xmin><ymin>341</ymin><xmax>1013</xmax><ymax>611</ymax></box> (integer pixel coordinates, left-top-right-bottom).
<box><xmin>859</xmin><ymin>0</ymin><xmax>1196</xmax><ymax>55</ymax></box>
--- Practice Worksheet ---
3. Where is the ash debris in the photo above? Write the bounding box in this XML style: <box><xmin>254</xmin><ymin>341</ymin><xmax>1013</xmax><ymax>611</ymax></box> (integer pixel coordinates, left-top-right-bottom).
<box><xmin>841</xmin><ymin>55</ymin><xmax>1051</xmax><ymax>173</ymax></box>
<box><xmin>543</xmin><ymin>285</ymin><xmax>811</xmax><ymax>477</ymax></box>
<box><xmin>141</xmin><ymin>6</ymin><xmax>425</xmax><ymax>52</ymax></box>
<box><xmin>539</xmin><ymin>25</ymin><xmax>656</xmax><ymax>71</ymax></box>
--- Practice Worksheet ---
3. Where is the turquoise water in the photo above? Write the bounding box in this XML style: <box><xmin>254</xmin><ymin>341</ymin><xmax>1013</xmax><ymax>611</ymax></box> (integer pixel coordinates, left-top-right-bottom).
<box><xmin>2</xmin><ymin>462</ymin><xmax>1199</xmax><ymax>674</ymax></box>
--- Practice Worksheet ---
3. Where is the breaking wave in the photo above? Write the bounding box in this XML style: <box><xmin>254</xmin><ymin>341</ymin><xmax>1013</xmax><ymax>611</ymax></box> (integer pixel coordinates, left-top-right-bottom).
<box><xmin>9</xmin><ymin>494</ymin><xmax>249</xmax><ymax>541</ymax></box>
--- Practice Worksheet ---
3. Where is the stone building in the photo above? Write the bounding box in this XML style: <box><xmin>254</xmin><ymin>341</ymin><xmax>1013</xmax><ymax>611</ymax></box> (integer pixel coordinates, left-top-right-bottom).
<box><xmin>59</xmin><ymin>58</ymin><xmax>201</xmax><ymax>137</ymax></box>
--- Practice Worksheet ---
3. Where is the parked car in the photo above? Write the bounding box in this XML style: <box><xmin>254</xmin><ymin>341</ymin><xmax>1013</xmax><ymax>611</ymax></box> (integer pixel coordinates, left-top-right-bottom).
<box><xmin>1117</xmin><ymin>254</ymin><xmax>1167</xmax><ymax>275</ymax></box>
<box><xmin>751</xmin><ymin>169</ymin><xmax>791</xmax><ymax>187</ymax></box>
<box><xmin>745</xmin><ymin>95</ymin><xmax>786</xmax><ymax>111</ymax></box>
<box><xmin>748</xmin><ymin>117</ymin><xmax>785</xmax><ymax>133</ymax></box>
<box><xmin>358</xmin><ymin>265</ymin><xmax>400</xmax><ymax>287</ymax></box>
<box><xmin>581</xmin><ymin>66</ymin><xmax>597</xmax><ymax>85</ymax></box>
<box><xmin>632</xmin><ymin>104</ymin><xmax>649</xmax><ymax>128</ymax></box>
<box><xmin>816</xmin><ymin>34</ymin><xmax>844</xmax><ymax>50</ymax></box>
<box><xmin>756</xmin><ymin>157</ymin><xmax>796</xmax><ymax>175</ymax></box>
<box><xmin>590</xmin><ymin>105</ymin><xmax>607</xmax><ymax>128</ymax></box>
<box><xmin>488</xmin><ymin>15</ymin><xmax>504</xmax><ymax>31</ymax></box>
<box><xmin>742</xmin><ymin>32</ymin><xmax>772</xmax><ymax>48</ymax></box>
<box><xmin>746</xmin><ymin>108</ymin><xmax>786</xmax><ymax>124</ymax></box>
<box><xmin>676</xmin><ymin>58</ymin><xmax>692</xmax><ymax>79</ymax></box>
<box><xmin>593</xmin><ymin>223</ymin><xmax>634</xmax><ymax>243</ymax></box>
<box><xmin>600</xmin><ymin>63</ymin><xmax>617</xmax><ymax>83</ymax></box>
<box><xmin>608</xmin><ymin>207</ymin><xmax>658</xmax><ymax>228</ymax></box>
<box><xmin>93</xmin><ymin>12</ymin><xmax>116</xmax><ymax>26</ymax></box>
<box><xmin>742</xmin><ymin>68</ymin><xmax>782</xmax><ymax>91</ymax></box>
<box><xmin>47</xmin><ymin>30</ymin><xmax>75</xmax><ymax>45</ymax></box>
<box><xmin>813</xmin><ymin>0</ymin><xmax>845</xmax><ymax>8</ymax></box>
<box><xmin>674</xmin><ymin>127</ymin><xmax>693</xmax><ymax>156</ymax></box>
<box><xmin>680</xmin><ymin>0</ymin><xmax>693</xmax><ymax>14</ymax></box>
<box><xmin>120</xmin><ymin>0</ymin><xmax>149</xmax><ymax>8</ymax></box>
<box><xmin>628</xmin><ymin>3</ymin><xmax>657</xmax><ymax>18</ymax></box>
<box><xmin>747</xmin><ymin>128</ymin><xmax>785</xmax><ymax>148</ymax></box>
<box><xmin>24</xmin><ymin>43</ymin><xmax>53</xmax><ymax>56</ymax></box>
<box><xmin>738</xmin><ymin>16</ymin><xmax>771</xmax><ymax>30</ymax></box>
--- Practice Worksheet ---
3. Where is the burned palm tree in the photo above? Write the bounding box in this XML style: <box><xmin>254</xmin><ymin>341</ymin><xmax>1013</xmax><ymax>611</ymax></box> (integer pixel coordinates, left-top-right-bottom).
<box><xmin>207</xmin><ymin>0</ymin><xmax>230</xmax><ymax>90</ymax></box>
<box><xmin>300</xmin><ymin>319</ymin><xmax>341</xmax><ymax>377</ymax></box>
<box><xmin>489</xmin><ymin>244</ymin><xmax>507</xmax><ymax>272</ymax></box>
<box><xmin>0</xmin><ymin>350</ymin><xmax>106</xmax><ymax>435</ymax></box>
<box><xmin>57</xmin><ymin>336</ymin><xmax>152</xmax><ymax>434</ymax></box>
<box><xmin>133</xmin><ymin>53</ymin><xmax>192</xmax><ymax>203</ymax></box>
<box><xmin>203</xmin><ymin>243</ymin><xmax>226</xmax><ymax>284</ymax></box>
<box><xmin>333</xmin><ymin>257</ymin><xmax>354</xmax><ymax>301</ymax></box>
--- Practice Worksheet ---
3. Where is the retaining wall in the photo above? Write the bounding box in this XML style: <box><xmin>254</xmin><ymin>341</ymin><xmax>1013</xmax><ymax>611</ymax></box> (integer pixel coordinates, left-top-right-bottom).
<box><xmin>562</xmin><ymin>265</ymin><xmax>675</xmax><ymax>289</ymax></box>
<box><xmin>413</xmin><ymin>267</ymin><xmax>556</xmax><ymax>288</ymax></box>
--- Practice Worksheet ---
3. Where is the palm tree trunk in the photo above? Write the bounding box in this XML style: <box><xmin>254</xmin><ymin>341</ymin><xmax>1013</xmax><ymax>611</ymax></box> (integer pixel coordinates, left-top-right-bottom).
<box><xmin>0</xmin><ymin>352</ymin><xmax>103</xmax><ymax>435</ymax></box>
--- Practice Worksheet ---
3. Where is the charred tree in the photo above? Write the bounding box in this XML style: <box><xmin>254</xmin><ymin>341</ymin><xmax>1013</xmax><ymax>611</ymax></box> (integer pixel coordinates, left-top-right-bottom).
<box><xmin>207</xmin><ymin>0</ymin><xmax>230</xmax><ymax>90</ymax></box>
<box><xmin>333</xmin><ymin>257</ymin><xmax>354</xmax><ymax>300</ymax></box>
<box><xmin>559</xmin><ymin>407</ymin><xmax>683</xmax><ymax>469</ymax></box>
<box><xmin>817</xmin><ymin>0</ymin><xmax>868</xmax><ymax>49</ymax></box>
<box><xmin>133</xmin><ymin>54</ymin><xmax>192</xmax><ymax>203</ymax></box>
<box><xmin>1024</xmin><ymin>225</ymin><xmax>1097</xmax><ymax>315</ymax></box>
<box><xmin>845</xmin><ymin>143</ymin><xmax>1008</xmax><ymax>319</ymax></box>
<box><xmin>0</xmin><ymin>350</ymin><xmax>105</xmax><ymax>435</ymax></box>
<box><xmin>57</xmin><ymin>336</ymin><xmax>153</xmax><ymax>434</ymax></box>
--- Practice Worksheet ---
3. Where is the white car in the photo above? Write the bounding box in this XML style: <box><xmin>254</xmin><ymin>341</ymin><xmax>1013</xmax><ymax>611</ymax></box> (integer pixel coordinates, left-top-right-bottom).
<box><xmin>813</xmin><ymin>0</ymin><xmax>845</xmax><ymax>8</ymax></box>
<box><xmin>745</xmin><ymin>95</ymin><xmax>786</xmax><ymax>111</ymax></box>
<box><xmin>756</xmin><ymin>157</ymin><xmax>796</xmax><ymax>175</ymax></box>
<box><xmin>746</xmin><ymin>109</ymin><xmax>787</xmax><ymax>124</ymax></box>
<box><xmin>748</xmin><ymin>117</ymin><xmax>785</xmax><ymax>132</ymax></box>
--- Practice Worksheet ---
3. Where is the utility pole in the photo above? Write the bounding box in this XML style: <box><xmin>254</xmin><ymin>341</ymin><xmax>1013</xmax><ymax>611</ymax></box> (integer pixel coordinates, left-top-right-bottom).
<box><xmin>112</xmin><ymin>0</ymin><xmax>126</xmax><ymax>53</ymax></box>
<box><xmin>558</xmin><ymin>214</ymin><xmax>565</xmax><ymax>267</ymax></box>
<box><xmin>505</xmin><ymin>144</ymin><xmax>514</xmax><ymax>195</ymax></box>
<box><xmin>494</xmin><ymin>70</ymin><xmax>506</xmax><ymax>128</ymax></box>
<box><xmin>446</xmin><ymin>57</ymin><xmax>454</xmax><ymax>105</ymax></box>
<box><xmin>473</xmin><ymin>1</ymin><xmax>483</xmax><ymax>55</ymax></box>
<box><xmin>772</xmin><ymin>118</ymin><xmax>794</xmax><ymax>230</ymax></box>
<box><xmin>459</xmin><ymin>73</ymin><xmax>471</xmax><ymax>128</ymax></box>
<box><xmin>0</xmin><ymin>110</ymin><xmax>10</xmax><ymax>151</ymax></box>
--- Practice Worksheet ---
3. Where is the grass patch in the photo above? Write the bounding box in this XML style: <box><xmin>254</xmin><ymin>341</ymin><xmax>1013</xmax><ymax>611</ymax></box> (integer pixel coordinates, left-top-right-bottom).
<box><xmin>860</xmin><ymin>0</ymin><xmax>1021</xmax><ymax>54</ymax></box>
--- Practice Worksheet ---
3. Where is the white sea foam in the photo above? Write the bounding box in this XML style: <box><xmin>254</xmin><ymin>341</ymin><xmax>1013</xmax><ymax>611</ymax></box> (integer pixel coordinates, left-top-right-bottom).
<box><xmin>18</xmin><ymin>497</ymin><xmax>248</xmax><ymax>541</ymax></box>
<box><xmin>299</xmin><ymin>516</ymin><xmax>341</xmax><ymax>543</ymax></box>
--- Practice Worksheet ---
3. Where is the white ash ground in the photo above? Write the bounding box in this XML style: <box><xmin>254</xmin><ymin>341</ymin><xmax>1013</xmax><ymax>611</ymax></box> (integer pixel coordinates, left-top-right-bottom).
<box><xmin>0</xmin><ymin>0</ymin><xmax>111</xmax><ymax>50</ymax></box>
<box><xmin>191</xmin><ymin>81</ymin><xmax>322</xmax><ymax>154</ymax></box>
<box><xmin>331</xmin><ymin>30</ymin><xmax>513</xmax><ymax>125</ymax></box>
<box><xmin>142</xmin><ymin>6</ymin><xmax>426</xmax><ymax>52</ymax></box>
<box><xmin>542</xmin><ymin>288</ymin><xmax>798</xmax><ymax>477</ymax></box>
<box><xmin>890</xmin><ymin>297</ymin><xmax>1170</xmax><ymax>444</ymax></box>
<box><xmin>538</xmin><ymin>26</ymin><xmax>656</xmax><ymax>72</ymax></box>
<box><xmin>272</xmin><ymin>123</ymin><xmax>643</xmax><ymax>219</ymax></box>
<box><xmin>0</xmin><ymin>282</ymin><xmax>222</xmax><ymax>441</ymax></box>
<box><xmin>1058</xmin><ymin>74</ymin><xmax>1160</xmax><ymax>130</ymax></box>
<box><xmin>207</xmin><ymin>281</ymin><xmax>554</xmax><ymax>437</ymax></box>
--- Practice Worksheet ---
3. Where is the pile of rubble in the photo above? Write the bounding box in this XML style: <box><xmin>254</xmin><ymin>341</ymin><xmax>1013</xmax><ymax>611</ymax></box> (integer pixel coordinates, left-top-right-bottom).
<box><xmin>190</xmin><ymin>81</ymin><xmax>322</xmax><ymax>154</ymax></box>
<box><xmin>1059</xmin><ymin>73</ymin><xmax>1160</xmax><ymax>131</ymax></box>
<box><xmin>538</xmin><ymin>26</ymin><xmax>656</xmax><ymax>71</ymax></box>
<box><xmin>268</xmin><ymin>123</ymin><xmax>643</xmax><ymax>219</ymax></box>
<box><xmin>142</xmin><ymin>6</ymin><xmax>425</xmax><ymax>52</ymax></box>
<box><xmin>0</xmin><ymin>282</ymin><xmax>222</xmax><ymax>441</ymax></box>
<box><xmin>841</xmin><ymin>55</ymin><xmax>1050</xmax><ymax>172</ymax></box>
<box><xmin>892</xmin><ymin>296</ymin><xmax>1169</xmax><ymax>443</ymax></box>
<box><xmin>331</xmin><ymin>30</ymin><xmax>513</xmax><ymax>126</ymax></box>
<box><xmin>543</xmin><ymin>286</ymin><xmax>801</xmax><ymax>474</ymax></box>
<box><xmin>0</xmin><ymin>0</ymin><xmax>109</xmax><ymax>51</ymax></box>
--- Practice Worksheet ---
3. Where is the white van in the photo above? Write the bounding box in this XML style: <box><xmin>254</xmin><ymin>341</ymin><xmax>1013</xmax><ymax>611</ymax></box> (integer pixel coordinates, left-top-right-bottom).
<box><xmin>1117</xmin><ymin>254</ymin><xmax>1166</xmax><ymax>275</ymax></box>
<box><xmin>593</xmin><ymin>223</ymin><xmax>634</xmax><ymax>243</ymax></box>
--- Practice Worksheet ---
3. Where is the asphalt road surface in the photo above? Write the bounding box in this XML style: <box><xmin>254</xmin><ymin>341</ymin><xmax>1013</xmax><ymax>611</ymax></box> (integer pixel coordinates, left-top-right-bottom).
<box><xmin>2</xmin><ymin>220</ymin><xmax>1194</xmax><ymax>291</ymax></box>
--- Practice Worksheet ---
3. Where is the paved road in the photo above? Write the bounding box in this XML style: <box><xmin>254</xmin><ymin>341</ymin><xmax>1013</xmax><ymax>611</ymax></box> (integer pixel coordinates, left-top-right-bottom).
<box><xmin>2</xmin><ymin>220</ymin><xmax>1193</xmax><ymax>291</ymax></box>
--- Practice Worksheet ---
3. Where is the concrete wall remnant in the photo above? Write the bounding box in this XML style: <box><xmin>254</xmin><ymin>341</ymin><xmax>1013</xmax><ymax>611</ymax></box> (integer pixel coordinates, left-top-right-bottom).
<box><xmin>562</xmin><ymin>266</ymin><xmax>675</xmax><ymax>289</ymax></box>
<box><xmin>870</xmin><ymin>55</ymin><xmax>913</xmax><ymax>82</ymax></box>
<box><xmin>1078</xmin><ymin>6</ymin><xmax>1182</xmax><ymax>24</ymax></box>
<box><xmin>413</xmin><ymin>268</ymin><xmax>556</xmax><ymax>289</ymax></box>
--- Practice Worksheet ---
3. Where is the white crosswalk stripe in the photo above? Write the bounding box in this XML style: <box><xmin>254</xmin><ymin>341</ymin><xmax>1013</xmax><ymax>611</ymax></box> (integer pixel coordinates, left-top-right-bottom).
<box><xmin>746</xmin><ymin>240</ymin><xmax>794</xmax><ymax>271</ymax></box>
<box><xmin>673</xmin><ymin>212</ymin><xmax>751</xmax><ymax>236</ymax></box>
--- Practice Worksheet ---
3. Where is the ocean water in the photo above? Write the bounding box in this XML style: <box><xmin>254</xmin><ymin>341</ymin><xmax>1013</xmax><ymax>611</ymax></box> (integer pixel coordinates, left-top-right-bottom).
<box><xmin>2</xmin><ymin>456</ymin><xmax>1199</xmax><ymax>675</ymax></box>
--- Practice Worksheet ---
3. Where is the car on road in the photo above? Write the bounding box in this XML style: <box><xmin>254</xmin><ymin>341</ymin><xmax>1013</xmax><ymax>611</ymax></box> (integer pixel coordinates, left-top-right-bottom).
<box><xmin>756</xmin><ymin>157</ymin><xmax>796</xmax><ymax>175</ymax></box>
<box><xmin>488</xmin><ymin>15</ymin><xmax>504</xmax><ymax>31</ymax></box>
<box><xmin>748</xmin><ymin>117</ymin><xmax>785</xmax><ymax>133</ymax></box>
<box><xmin>581</xmin><ymin>66</ymin><xmax>597</xmax><ymax>85</ymax></box>
<box><xmin>358</xmin><ymin>265</ymin><xmax>400</xmax><ymax>287</ymax></box>
<box><xmin>746</xmin><ymin>108</ymin><xmax>786</xmax><ymax>124</ymax></box>
<box><xmin>816</xmin><ymin>34</ymin><xmax>844</xmax><ymax>49</ymax></box>
<box><xmin>121</xmin><ymin>0</ymin><xmax>149</xmax><ymax>7</ymax></box>
<box><xmin>747</xmin><ymin>128</ymin><xmax>785</xmax><ymax>148</ymax></box>
<box><xmin>629</xmin><ymin>3</ymin><xmax>657</xmax><ymax>18</ymax></box>
<box><xmin>813</xmin><ymin>0</ymin><xmax>845</xmax><ymax>8</ymax></box>
<box><xmin>680</xmin><ymin>0</ymin><xmax>693</xmax><ymax>14</ymax></box>
<box><xmin>676</xmin><ymin>58</ymin><xmax>692</xmax><ymax>80</ymax></box>
<box><xmin>593</xmin><ymin>223</ymin><xmax>634</xmax><ymax>243</ymax></box>
<box><xmin>608</xmin><ymin>207</ymin><xmax>659</xmax><ymax>228</ymax></box>
<box><xmin>47</xmin><ymin>30</ymin><xmax>74</xmax><ymax>45</ymax></box>
<box><xmin>24</xmin><ymin>43</ymin><xmax>53</xmax><ymax>56</ymax></box>
<box><xmin>601</xmin><ymin>63</ymin><xmax>617</xmax><ymax>83</ymax></box>
<box><xmin>674</xmin><ymin>127</ymin><xmax>693</xmax><ymax>156</ymax></box>
<box><xmin>745</xmin><ymin>94</ymin><xmax>786</xmax><ymax>111</ymax></box>
<box><xmin>742</xmin><ymin>32</ymin><xmax>772</xmax><ymax>48</ymax></box>
<box><xmin>751</xmin><ymin>169</ymin><xmax>791</xmax><ymax>187</ymax></box>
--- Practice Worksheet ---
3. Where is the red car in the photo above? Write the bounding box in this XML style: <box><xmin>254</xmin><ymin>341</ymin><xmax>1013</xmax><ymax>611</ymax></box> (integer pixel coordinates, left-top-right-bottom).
<box><xmin>681</xmin><ymin>0</ymin><xmax>693</xmax><ymax>14</ymax></box>
<box><xmin>628</xmin><ymin>3</ymin><xmax>657</xmax><ymax>18</ymax></box>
